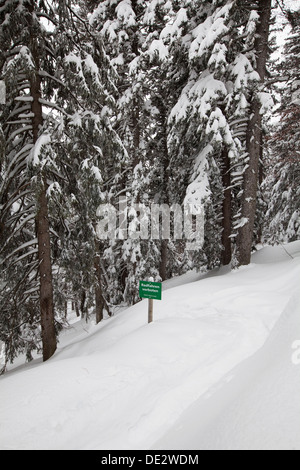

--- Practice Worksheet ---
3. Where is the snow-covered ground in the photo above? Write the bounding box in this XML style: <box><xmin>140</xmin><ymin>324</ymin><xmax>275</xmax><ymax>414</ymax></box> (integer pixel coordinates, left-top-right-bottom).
<box><xmin>0</xmin><ymin>242</ymin><xmax>299</xmax><ymax>450</ymax></box>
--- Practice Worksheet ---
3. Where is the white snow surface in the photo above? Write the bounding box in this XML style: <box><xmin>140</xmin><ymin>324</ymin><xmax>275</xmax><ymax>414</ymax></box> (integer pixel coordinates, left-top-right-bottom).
<box><xmin>0</xmin><ymin>242</ymin><xmax>300</xmax><ymax>450</ymax></box>
<box><xmin>28</xmin><ymin>133</ymin><xmax>51</xmax><ymax>166</ymax></box>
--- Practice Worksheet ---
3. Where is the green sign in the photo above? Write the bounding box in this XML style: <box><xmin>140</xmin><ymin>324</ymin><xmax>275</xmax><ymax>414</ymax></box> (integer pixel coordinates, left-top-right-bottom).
<box><xmin>139</xmin><ymin>281</ymin><xmax>162</xmax><ymax>301</ymax></box>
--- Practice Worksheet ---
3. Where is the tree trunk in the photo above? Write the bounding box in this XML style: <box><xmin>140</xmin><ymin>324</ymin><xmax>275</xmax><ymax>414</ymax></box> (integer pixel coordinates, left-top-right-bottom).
<box><xmin>160</xmin><ymin>239</ymin><xmax>168</xmax><ymax>281</ymax></box>
<box><xmin>94</xmin><ymin>239</ymin><xmax>105</xmax><ymax>324</ymax></box>
<box><xmin>75</xmin><ymin>301</ymin><xmax>80</xmax><ymax>318</ymax></box>
<box><xmin>132</xmin><ymin>99</ymin><xmax>141</xmax><ymax>171</ymax></box>
<box><xmin>36</xmin><ymin>184</ymin><xmax>57</xmax><ymax>361</ymax></box>
<box><xmin>257</xmin><ymin>133</ymin><xmax>265</xmax><ymax>244</ymax></box>
<box><xmin>30</xmin><ymin>12</ymin><xmax>56</xmax><ymax>361</ymax></box>
<box><xmin>221</xmin><ymin>147</ymin><xmax>232</xmax><ymax>265</ymax></box>
<box><xmin>158</xmin><ymin>100</ymin><xmax>170</xmax><ymax>281</ymax></box>
<box><xmin>80</xmin><ymin>290</ymin><xmax>87</xmax><ymax>319</ymax></box>
<box><xmin>236</xmin><ymin>0</ymin><xmax>272</xmax><ymax>266</ymax></box>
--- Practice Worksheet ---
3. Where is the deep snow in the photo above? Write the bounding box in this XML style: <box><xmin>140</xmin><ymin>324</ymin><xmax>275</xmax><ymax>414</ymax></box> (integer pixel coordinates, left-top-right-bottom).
<box><xmin>0</xmin><ymin>242</ymin><xmax>299</xmax><ymax>450</ymax></box>
<box><xmin>154</xmin><ymin>274</ymin><xmax>300</xmax><ymax>450</ymax></box>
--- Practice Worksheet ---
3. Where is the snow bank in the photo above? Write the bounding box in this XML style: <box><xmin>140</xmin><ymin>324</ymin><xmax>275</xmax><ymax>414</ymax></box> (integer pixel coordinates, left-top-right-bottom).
<box><xmin>0</xmin><ymin>242</ymin><xmax>299</xmax><ymax>450</ymax></box>
<box><xmin>154</xmin><ymin>283</ymin><xmax>300</xmax><ymax>450</ymax></box>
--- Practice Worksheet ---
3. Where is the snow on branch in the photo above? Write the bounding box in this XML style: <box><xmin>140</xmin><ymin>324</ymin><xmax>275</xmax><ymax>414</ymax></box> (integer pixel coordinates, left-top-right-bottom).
<box><xmin>115</xmin><ymin>0</ymin><xmax>136</xmax><ymax>28</ymax></box>
<box><xmin>160</xmin><ymin>8</ymin><xmax>188</xmax><ymax>42</ymax></box>
<box><xmin>184</xmin><ymin>145</ymin><xmax>212</xmax><ymax>209</ymax></box>
<box><xmin>234</xmin><ymin>217</ymin><xmax>249</xmax><ymax>230</ymax></box>
<box><xmin>257</xmin><ymin>92</ymin><xmax>275</xmax><ymax>114</ymax></box>
<box><xmin>28</xmin><ymin>133</ymin><xmax>51</xmax><ymax>166</ymax></box>
<box><xmin>9</xmin><ymin>249</ymin><xmax>39</xmax><ymax>267</ymax></box>
<box><xmin>143</xmin><ymin>0</ymin><xmax>173</xmax><ymax>26</ymax></box>
<box><xmin>189</xmin><ymin>3</ymin><xmax>233</xmax><ymax>60</ymax></box>
<box><xmin>38</xmin><ymin>99</ymin><xmax>69</xmax><ymax>115</ymax></box>
<box><xmin>6</xmin><ymin>46</ymin><xmax>35</xmax><ymax>75</ymax></box>
<box><xmin>0</xmin><ymin>239</ymin><xmax>38</xmax><ymax>266</ymax></box>
<box><xmin>148</xmin><ymin>40</ymin><xmax>169</xmax><ymax>61</ymax></box>
<box><xmin>170</xmin><ymin>72</ymin><xmax>227</xmax><ymax>124</ymax></box>
<box><xmin>6</xmin><ymin>125</ymin><xmax>33</xmax><ymax>145</ymax></box>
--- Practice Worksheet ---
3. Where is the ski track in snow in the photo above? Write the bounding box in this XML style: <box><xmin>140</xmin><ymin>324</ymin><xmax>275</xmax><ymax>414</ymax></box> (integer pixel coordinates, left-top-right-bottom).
<box><xmin>0</xmin><ymin>242</ymin><xmax>299</xmax><ymax>450</ymax></box>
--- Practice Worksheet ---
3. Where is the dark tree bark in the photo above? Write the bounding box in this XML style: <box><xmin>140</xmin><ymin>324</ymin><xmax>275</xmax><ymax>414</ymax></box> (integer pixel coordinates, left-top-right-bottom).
<box><xmin>236</xmin><ymin>0</ymin><xmax>272</xmax><ymax>266</ymax></box>
<box><xmin>35</xmin><ymin>183</ymin><xmax>57</xmax><ymax>361</ymax></box>
<box><xmin>132</xmin><ymin>99</ymin><xmax>141</xmax><ymax>171</ymax></box>
<box><xmin>221</xmin><ymin>147</ymin><xmax>232</xmax><ymax>266</ymax></box>
<box><xmin>80</xmin><ymin>290</ymin><xmax>87</xmax><ymax>319</ymax></box>
<box><xmin>157</xmin><ymin>98</ymin><xmax>170</xmax><ymax>281</ymax></box>
<box><xmin>160</xmin><ymin>239</ymin><xmax>168</xmax><ymax>281</ymax></box>
<box><xmin>94</xmin><ymin>239</ymin><xmax>105</xmax><ymax>324</ymax></box>
<box><xmin>30</xmin><ymin>5</ymin><xmax>56</xmax><ymax>361</ymax></box>
<box><xmin>75</xmin><ymin>302</ymin><xmax>80</xmax><ymax>318</ymax></box>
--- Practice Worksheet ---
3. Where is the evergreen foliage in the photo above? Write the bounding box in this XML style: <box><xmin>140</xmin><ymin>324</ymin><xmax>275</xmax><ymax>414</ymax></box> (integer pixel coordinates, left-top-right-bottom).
<box><xmin>0</xmin><ymin>0</ymin><xmax>298</xmax><ymax>371</ymax></box>
<box><xmin>264</xmin><ymin>8</ymin><xmax>300</xmax><ymax>243</ymax></box>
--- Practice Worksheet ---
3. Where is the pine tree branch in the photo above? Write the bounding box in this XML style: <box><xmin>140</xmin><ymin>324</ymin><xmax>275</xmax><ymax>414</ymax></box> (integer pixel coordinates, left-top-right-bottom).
<box><xmin>38</xmin><ymin>99</ymin><xmax>69</xmax><ymax>115</ymax></box>
<box><xmin>36</xmin><ymin>12</ymin><xmax>58</xmax><ymax>27</ymax></box>
<box><xmin>0</xmin><ymin>239</ymin><xmax>38</xmax><ymax>266</ymax></box>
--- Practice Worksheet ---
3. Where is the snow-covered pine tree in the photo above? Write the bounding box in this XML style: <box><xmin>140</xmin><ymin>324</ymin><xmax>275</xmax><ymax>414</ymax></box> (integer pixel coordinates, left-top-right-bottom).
<box><xmin>167</xmin><ymin>0</ymin><xmax>244</xmax><ymax>269</ymax></box>
<box><xmin>264</xmin><ymin>8</ymin><xmax>300</xmax><ymax>243</ymax></box>
<box><xmin>90</xmin><ymin>0</ymin><xmax>147</xmax><ymax>305</ymax></box>
<box><xmin>90</xmin><ymin>1</ymin><xmax>178</xmax><ymax>303</ymax></box>
<box><xmin>54</xmin><ymin>0</ymin><xmax>127</xmax><ymax>323</ymax></box>
<box><xmin>139</xmin><ymin>1</ymin><xmax>186</xmax><ymax>281</ymax></box>
<box><xmin>0</xmin><ymin>0</ymin><xmax>58</xmax><ymax>366</ymax></box>
<box><xmin>0</xmin><ymin>0</ymin><xmax>125</xmax><ymax>369</ymax></box>
<box><xmin>235</xmin><ymin>0</ymin><xmax>273</xmax><ymax>266</ymax></box>
<box><xmin>166</xmin><ymin>0</ymin><xmax>275</xmax><ymax>270</ymax></box>
<box><xmin>118</xmin><ymin>0</ymin><xmax>175</xmax><ymax>300</ymax></box>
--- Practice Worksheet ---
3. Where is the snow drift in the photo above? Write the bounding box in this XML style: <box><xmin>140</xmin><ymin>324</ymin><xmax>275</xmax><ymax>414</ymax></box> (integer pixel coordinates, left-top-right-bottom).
<box><xmin>0</xmin><ymin>242</ymin><xmax>299</xmax><ymax>450</ymax></box>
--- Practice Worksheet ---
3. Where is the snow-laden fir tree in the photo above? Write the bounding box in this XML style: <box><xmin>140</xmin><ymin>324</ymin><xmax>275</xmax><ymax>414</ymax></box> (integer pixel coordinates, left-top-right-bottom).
<box><xmin>90</xmin><ymin>0</ymin><xmax>180</xmax><ymax>303</ymax></box>
<box><xmin>55</xmin><ymin>0</ymin><xmax>127</xmax><ymax>323</ymax></box>
<box><xmin>0</xmin><ymin>0</ymin><xmax>124</xmax><ymax>370</ymax></box>
<box><xmin>264</xmin><ymin>8</ymin><xmax>300</xmax><ymax>243</ymax></box>
<box><xmin>0</xmin><ymin>0</ymin><xmax>58</xmax><ymax>367</ymax></box>
<box><xmin>234</xmin><ymin>0</ymin><xmax>273</xmax><ymax>265</ymax></box>
<box><xmin>166</xmin><ymin>0</ymin><xmax>241</xmax><ymax>268</ymax></box>
<box><xmin>90</xmin><ymin>0</ymin><xmax>149</xmax><ymax>305</ymax></box>
<box><xmin>165</xmin><ymin>0</ymin><xmax>274</xmax><ymax>269</ymax></box>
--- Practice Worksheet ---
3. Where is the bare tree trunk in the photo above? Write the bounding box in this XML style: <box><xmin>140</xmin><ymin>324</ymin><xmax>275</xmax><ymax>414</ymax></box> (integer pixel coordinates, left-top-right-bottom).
<box><xmin>236</xmin><ymin>0</ymin><xmax>272</xmax><ymax>266</ymax></box>
<box><xmin>80</xmin><ymin>290</ymin><xmax>87</xmax><ymax>319</ymax></box>
<box><xmin>75</xmin><ymin>301</ymin><xmax>80</xmax><ymax>318</ymax></box>
<box><xmin>157</xmin><ymin>101</ymin><xmax>170</xmax><ymax>281</ymax></box>
<box><xmin>94</xmin><ymin>239</ymin><xmax>105</xmax><ymax>324</ymax></box>
<box><xmin>221</xmin><ymin>147</ymin><xmax>232</xmax><ymax>265</ymax></box>
<box><xmin>30</xmin><ymin>12</ymin><xmax>56</xmax><ymax>361</ymax></box>
<box><xmin>257</xmin><ymin>133</ymin><xmax>265</xmax><ymax>245</ymax></box>
<box><xmin>160</xmin><ymin>239</ymin><xmax>168</xmax><ymax>281</ymax></box>
<box><xmin>36</xmin><ymin>184</ymin><xmax>57</xmax><ymax>360</ymax></box>
<box><xmin>132</xmin><ymin>99</ymin><xmax>141</xmax><ymax>171</ymax></box>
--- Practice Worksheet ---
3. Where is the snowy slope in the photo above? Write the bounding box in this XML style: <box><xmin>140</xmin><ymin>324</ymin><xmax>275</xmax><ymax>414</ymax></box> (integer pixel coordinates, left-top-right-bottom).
<box><xmin>154</xmin><ymin>279</ymin><xmax>300</xmax><ymax>450</ymax></box>
<box><xmin>0</xmin><ymin>242</ymin><xmax>299</xmax><ymax>450</ymax></box>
